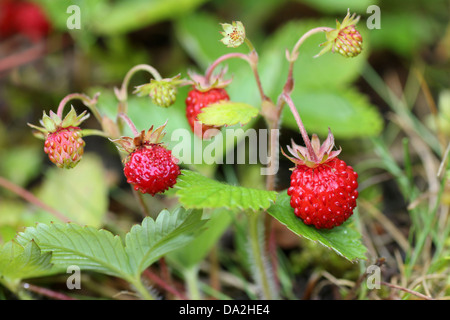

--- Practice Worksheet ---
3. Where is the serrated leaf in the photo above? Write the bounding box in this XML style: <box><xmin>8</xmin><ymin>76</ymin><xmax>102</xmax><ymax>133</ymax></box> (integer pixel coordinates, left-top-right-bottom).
<box><xmin>125</xmin><ymin>208</ymin><xmax>207</xmax><ymax>276</ymax></box>
<box><xmin>175</xmin><ymin>170</ymin><xmax>277</xmax><ymax>211</ymax></box>
<box><xmin>16</xmin><ymin>223</ymin><xmax>131</xmax><ymax>279</ymax></box>
<box><xmin>197</xmin><ymin>102</ymin><xmax>259</xmax><ymax>127</ymax></box>
<box><xmin>15</xmin><ymin>208</ymin><xmax>208</xmax><ymax>281</ymax></box>
<box><xmin>267</xmin><ymin>192</ymin><xmax>367</xmax><ymax>262</ymax></box>
<box><xmin>0</xmin><ymin>240</ymin><xmax>53</xmax><ymax>284</ymax></box>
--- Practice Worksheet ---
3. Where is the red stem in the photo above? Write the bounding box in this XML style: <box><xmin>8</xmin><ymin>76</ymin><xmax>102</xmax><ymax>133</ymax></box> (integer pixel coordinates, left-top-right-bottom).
<box><xmin>282</xmin><ymin>93</ymin><xmax>318</xmax><ymax>162</ymax></box>
<box><xmin>23</xmin><ymin>283</ymin><xmax>78</xmax><ymax>300</ymax></box>
<box><xmin>143</xmin><ymin>269</ymin><xmax>188</xmax><ymax>300</ymax></box>
<box><xmin>117</xmin><ymin>112</ymin><xmax>139</xmax><ymax>137</ymax></box>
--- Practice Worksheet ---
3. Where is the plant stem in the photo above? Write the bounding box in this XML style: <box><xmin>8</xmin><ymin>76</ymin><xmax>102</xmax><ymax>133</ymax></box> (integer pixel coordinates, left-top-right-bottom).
<box><xmin>205</xmin><ymin>52</ymin><xmax>269</xmax><ymax>102</ymax></box>
<box><xmin>184</xmin><ymin>266</ymin><xmax>202</xmax><ymax>300</ymax></box>
<box><xmin>282</xmin><ymin>93</ymin><xmax>318</xmax><ymax>162</ymax></box>
<box><xmin>248</xmin><ymin>212</ymin><xmax>276</xmax><ymax>299</ymax></box>
<box><xmin>56</xmin><ymin>92</ymin><xmax>101</xmax><ymax>122</ymax></box>
<box><xmin>131</xmin><ymin>276</ymin><xmax>155</xmax><ymax>300</ymax></box>
<box><xmin>284</xmin><ymin>27</ymin><xmax>333</xmax><ymax>95</ymax></box>
<box><xmin>117</xmin><ymin>112</ymin><xmax>139</xmax><ymax>137</ymax></box>
<box><xmin>117</xmin><ymin>64</ymin><xmax>162</xmax><ymax>103</ymax></box>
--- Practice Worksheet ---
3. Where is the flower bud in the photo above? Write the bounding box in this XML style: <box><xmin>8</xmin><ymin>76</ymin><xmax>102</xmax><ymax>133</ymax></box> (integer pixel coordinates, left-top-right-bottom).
<box><xmin>134</xmin><ymin>75</ymin><xmax>181</xmax><ymax>108</ymax></box>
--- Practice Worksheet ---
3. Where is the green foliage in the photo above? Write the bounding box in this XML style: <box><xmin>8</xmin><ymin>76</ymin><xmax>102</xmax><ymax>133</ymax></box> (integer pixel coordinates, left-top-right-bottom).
<box><xmin>175</xmin><ymin>170</ymin><xmax>277</xmax><ymax>211</ymax></box>
<box><xmin>168</xmin><ymin>208</ymin><xmax>234</xmax><ymax>269</ymax></box>
<box><xmin>35</xmin><ymin>0</ymin><xmax>208</xmax><ymax>35</ymax></box>
<box><xmin>0</xmin><ymin>240</ymin><xmax>53</xmax><ymax>287</ymax></box>
<box><xmin>198</xmin><ymin>102</ymin><xmax>259</xmax><ymax>127</ymax></box>
<box><xmin>32</xmin><ymin>155</ymin><xmax>109</xmax><ymax>227</ymax></box>
<box><xmin>14</xmin><ymin>208</ymin><xmax>206</xmax><ymax>282</ymax></box>
<box><xmin>268</xmin><ymin>192</ymin><xmax>367</xmax><ymax>262</ymax></box>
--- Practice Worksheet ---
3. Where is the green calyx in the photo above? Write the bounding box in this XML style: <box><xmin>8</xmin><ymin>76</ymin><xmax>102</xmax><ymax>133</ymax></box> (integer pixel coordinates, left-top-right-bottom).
<box><xmin>134</xmin><ymin>74</ymin><xmax>182</xmax><ymax>108</ymax></box>
<box><xmin>110</xmin><ymin>121</ymin><xmax>167</xmax><ymax>155</ymax></box>
<box><xmin>28</xmin><ymin>106</ymin><xmax>90</xmax><ymax>139</ymax></box>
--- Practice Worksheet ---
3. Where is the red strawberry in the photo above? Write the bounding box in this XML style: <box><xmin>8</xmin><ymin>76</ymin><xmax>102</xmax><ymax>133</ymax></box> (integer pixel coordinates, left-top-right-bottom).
<box><xmin>44</xmin><ymin>126</ymin><xmax>85</xmax><ymax>169</ymax></box>
<box><xmin>185</xmin><ymin>87</ymin><xmax>229</xmax><ymax>139</ymax></box>
<box><xmin>283</xmin><ymin>129</ymin><xmax>358</xmax><ymax>229</ymax></box>
<box><xmin>124</xmin><ymin>145</ymin><xmax>180</xmax><ymax>196</ymax></box>
<box><xmin>0</xmin><ymin>0</ymin><xmax>51</xmax><ymax>42</ymax></box>
<box><xmin>111</xmin><ymin>123</ymin><xmax>181</xmax><ymax>196</ymax></box>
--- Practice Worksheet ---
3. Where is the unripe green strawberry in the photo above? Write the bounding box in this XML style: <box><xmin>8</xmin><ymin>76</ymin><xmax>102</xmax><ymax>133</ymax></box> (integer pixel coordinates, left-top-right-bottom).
<box><xmin>28</xmin><ymin>106</ymin><xmax>89</xmax><ymax>169</ymax></box>
<box><xmin>134</xmin><ymin>75</ymin><xmax>181</xmax><ymax>108</ymax></box>
<box><xmin>316</xmin><ymin>10</ymin><xmax>363</xmax><ymax>58</ymax></box>
<box><xmin>333</xmin><ymin>24</ymin><xmax>362</xmax><ymax>58</ymax></box>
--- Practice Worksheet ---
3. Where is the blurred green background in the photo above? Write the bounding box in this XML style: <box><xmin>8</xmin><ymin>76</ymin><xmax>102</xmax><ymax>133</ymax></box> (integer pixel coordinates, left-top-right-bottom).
<box><xmin>0</xmin><ymin>0</ymin><xmax>448</xmax><ymax>281</ymax></box>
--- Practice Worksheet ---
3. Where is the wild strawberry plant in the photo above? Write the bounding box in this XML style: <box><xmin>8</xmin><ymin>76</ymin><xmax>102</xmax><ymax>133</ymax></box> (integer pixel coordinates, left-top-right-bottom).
<box><xmin>0</xmin><ymin>10</ymin><xmax>369</xmax><ymax>300</ymax></box>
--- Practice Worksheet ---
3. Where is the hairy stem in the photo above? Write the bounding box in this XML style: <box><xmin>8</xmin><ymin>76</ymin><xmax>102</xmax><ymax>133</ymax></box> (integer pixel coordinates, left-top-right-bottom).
<box><xmin>131</xmin><ymin>277</ymin><xmax>156</xmax><ymax>300</ymax></box>
<box><xmin>117</xmin><ymin>112</ymin><xmax>139</xmax><ymax>137</ymax></box>
<box><xmin>282</xmin><ymin>93</ymin><xmax>318</xmax><ymax>162</ymax></box>
<box><xmin>248</xmin><ymin>212</ymin><xmax>276</xmax><ymax>299</ymax></box>
<box><xmin>205</xmin><ymin>52</ymin><xmax>269</xmax><ymax>102</ymax></box>
<box><xmin>117</xmin><ymin>64</ymin><xmax>162</xmax><ymax>103</ymax></box>
<box><xmin>56</xmin><ymin>92</ymin><xmax>101</xmax><ymax>122</ymax></box>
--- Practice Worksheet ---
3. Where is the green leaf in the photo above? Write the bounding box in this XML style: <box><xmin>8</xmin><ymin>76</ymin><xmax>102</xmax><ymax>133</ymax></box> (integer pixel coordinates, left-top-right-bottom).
<box><xmin>267</xmin><ymin>192</ymin><xmax>367</xmax><ymax>262</ymax></box>
<box><xmin>34</xmin><ymin>154</ymin><xmax>109</xmax><ymax>227</ymax></box>
<box><xmin>125</xmin><ymin>208</ymin><xmax>207</xmax><ymax>276</ymax></box>
<box><xmin>0</xmin><ymin>240</ymin><xmax>53</xmax><ymax>284</ymax></box>
<box><xmin>15</xmin><ymin>208</ymin><xmax>207</xmax><ymax>281</ymax></box>
<box><xmin>283</xmin><ymin>86</ymin><xmax>383</xmax><ymax>138</ymax></box>
<box><xmin>298</xmin><ymin>0</ymin><xmax>377</xmax><ymax>13</ymax></box>
<box><xmin>94</xmin><ymin>0</ymin><xmax>208</xmax><ymax>35</ymax></box>
<box><xmin>175</xmin><ymin>170</ymin><xmax>278</xmax><ymax>211</ymax></box>
<box><xmin>167</xmin><ymin>208</ymin><xmax>234</xmax><ymax>269</ymax></box>
<box><xmin>16</xmin><ymin>222</ymin><xmax>131</xmax><ymax>279</ymax></box>
<box><xmin>197</xmin><ymin>102</ymin><xmax>259</xmax><ymax>127</ymax></box>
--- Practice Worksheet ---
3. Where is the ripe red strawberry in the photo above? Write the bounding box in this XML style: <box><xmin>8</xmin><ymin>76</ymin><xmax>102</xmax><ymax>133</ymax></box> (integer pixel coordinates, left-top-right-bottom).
<box><xmin>0</xmin><ymin>0</ymin><xmax>51</xmax><ymax>42</ymax></box>
<box><xmin>111</xmin><ymin>123</ymin><xmax>181</xmax><ymax>196</ymax></box>
<box><xmin>28</xmin><ymin>106</ymin><xmax>89</xmax><ymax>169</ymax></box>
<box><xmin>124</xmin><ymin>145</ymin><xmax>180</xmax><ymax>196</ymax></box>
<box><xmin>283</xmin><ymin>129</ymin><xmax>358</xmax><ymax>229</ymax></box>
<box><xmin>186</xmin><ymin>88</ymin><xmax>229</xmax><ymax>139</ymax></box>
<box><xmin>44</xmin><ymin>126</ymin><xmax>85</xmax><ymax>169</ymax></box>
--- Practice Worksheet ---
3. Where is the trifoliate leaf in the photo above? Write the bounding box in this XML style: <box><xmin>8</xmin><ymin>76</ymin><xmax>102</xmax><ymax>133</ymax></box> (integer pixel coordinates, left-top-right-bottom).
<box><xmin>15</xmin><ymin>207</ymin><xmax>207</xmax><ymax>281</ymax></box>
